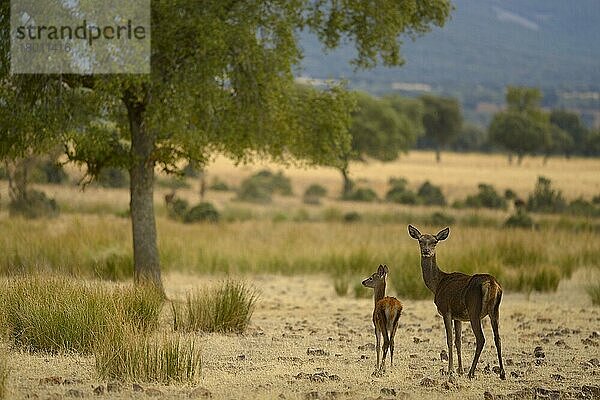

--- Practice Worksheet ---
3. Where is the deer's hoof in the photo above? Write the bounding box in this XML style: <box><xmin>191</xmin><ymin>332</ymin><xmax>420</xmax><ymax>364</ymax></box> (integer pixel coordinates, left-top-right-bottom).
<box><xmin>468</xmin><ymin>371</ymin><xmax>475</xmax><ymax>380</ymax></box>
<box><xmin>499</xmin><ymin>370</ymin><xmax>506</xmax><ymax>380</ymax></box>
<box><xmin>457</xmin><ymin>367</ymin><xmax>464</xmax><ymax>375</ymax></box>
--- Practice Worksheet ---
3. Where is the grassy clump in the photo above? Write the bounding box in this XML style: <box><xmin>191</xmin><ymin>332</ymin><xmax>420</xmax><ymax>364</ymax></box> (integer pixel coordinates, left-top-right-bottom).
<box><xmin>587</xmin><ymin>281</ymin><xmax>600</xmax><ymax>306</ymax></box>
<box><xmin>0</xmin><ymin>277</ymin><xmax>162</xmax><ymax>354</ymax></box>
<box><xmin>172</xmin><ymin>281</ymin><xmax>258</xmax><ymax>333</ymax></box>
<box><xmin>505</xmin><ymin>210</ymin><xmax>535</xmax><ymax>229</ymax></box>
<box><xmin>389</xmin><ymin>260</ymin><xmax>431</xmax><ymax>300</ymax></box>
<box><xmin>385</xmin><ymin>178</ymin><xmax>419</xmax><ymax>205</ymax></box>
<box><xmin>93</xmin><ymin>249</ymin><xmax>133</xmax><ymax>281</ymax></box>
<box><xmin>0</xmin><ymin>345</ymin><xmax>8</xmax><ymax>400</ymax></box>
<box><xmin>333</xmin><ymin>275</ymin><xmax>350</xmax><ymax>296</ymax></box>
<box><xmin>209</xmin><ymin>177</ymin><xmax>230</xmax><ymax>191</ymax></box>
<box><xmin>343</xmin><ymin>187</ymin><xmax>378</xmax><ymax>202</ymax></box>
<box><xmin>183</xmin><ymin>203</ymin><xmax>220</xmax><ymax>223</ymax></box>
<box><xmin>95</xmin><ymin>328</ymin><xmax>201</xmax><ymax>384</ymax></box>
<box><xmin>9</xmin><ymin>190</ymin><xmax>59</xmax><ymax>219</ymax></box>
<box><xmin>353</xmin><ymin>281</ymin><xmax>372</xmax><ymax>299</ymax></box>
<box><xmin>236</xmin><ymin>170</ymin><xmax>293</xmax><ymax>203</ymax></box>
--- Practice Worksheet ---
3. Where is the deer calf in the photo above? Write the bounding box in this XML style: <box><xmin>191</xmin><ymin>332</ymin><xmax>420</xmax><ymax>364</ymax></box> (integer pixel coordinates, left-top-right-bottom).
<box><xmin>408</xmin><ymin>225</ymin><xmax>505</xmax><ymax>380</ymax></box>
<box><xmin>362</xmin><ymin>264</ymin><xmax>403</xmax><ymax>375</ymax></box>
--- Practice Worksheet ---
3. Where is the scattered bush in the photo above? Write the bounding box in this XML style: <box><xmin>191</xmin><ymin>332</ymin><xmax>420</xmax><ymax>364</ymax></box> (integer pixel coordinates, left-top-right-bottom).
<box><xmin>353</xmin><ymin>281</ymin><xmax>372</xmax><ymax>299</ymax></box>
<box><xmin>427</xmin><ymin>211</ymin><xmax>455</xmax><ymax>226</ymax></box>
<box><xmin>333</xmin><ymin>275</ymin><xmax>350</xmax><ymax>296</ymax></box>
<box><xmin>184</xmin><ymin>202</ymin><xmax>220</xmax><ymax>223</ymax></box>
<box><xmin>96</xmin><ymin>167</ymin><xmax>129</xmax><ymax>188</ymax></box>
<box><xmin>8</xmin><ymin>190</ymin><xmax>59</xmax><ymax>219</ymax></box>
<box><xmin>587</xmin><ymin>281</ymin><xmax>600</xmax><ymax>306</ymax></box>
<box><xmin>94</xmin><ymin>250</ymin><xmax>133</xmax><ymax>281</ymax></box>
<box><xmin>303</xmin><ymin>184</ymin><xmax>327</xmax><ymax>205</ymax></box>
<box><xmin>95</xmin><ymin>328</ymin><xmax>201</xmax><ymax>384</ymax></box>
<box><xmin>567</xmin><ymin>198</ymin><xmax>600</xmax><ymax>217</ymax></box>
<box><xmin>504</xmin><ymin>189</ymin><xmax>517</xmax><ymax>200</ymax></box>
<box><xmin>417</xmin><ymin>181</ymin><xmax>446</xmax><ymax>206</ymax></box>
<box><xmin>166</xmin><ymin>198</ymin><xmax>190</xmax><ymax>220</ymax></box>
<box><xmin>0</xmin><ymin>277</ymin><xmax>163</xmax><ymax>354</ymax></box>
<box><xmin>236</xmin><ymin>176</ymin><xmax>273</xmax><ymax>204</ymax></box>
<box><xmin>505</xmin><ymin>210</ymin><xmax>535</xmax><ymax>229</ymax></box>
<box><xmin>33</xmin><ymin>160</ymin><xmax>68</xmax><ymax>184</ymax></box>
<box><xmin>527</xmin><ymin>176</ymin><xmax>567</xmax><ymax>213</ymax></box>
<box><xmin>209</xmin><ymin>177</ymin><xmax>230</xmax><ymax>191</ymax></box>
<box><xmin>390</xmin><ymin>261</ymin><xmax>431</xmax><ymax>300</ymax></box>
<box><xmin>343</xmin><ymin>211</ymin><xmax>361</xmax><ymax>222</ymax></box>
<box><xmin>342</xmin><ymin>187</ymin><xmax>378</xmax><ymax>202</ymax></box>
<box><xmin>593</xmin><ymin>195</ymin><xmax>600</xmax><ymax>205</ymax></box>
<box><xmin>464</xmin><ymin>184</ymin><xmax>507</xmax><ymax>210</ymax></box>
<box><xmin>385</xmin><ymin>178</ymin><xmax>418</xmax><ymax>205</ymax></box>
<box><xmin>172</xmin><ymin>281</ymin><xmax>258</xmax><ymax>333</ymax></box>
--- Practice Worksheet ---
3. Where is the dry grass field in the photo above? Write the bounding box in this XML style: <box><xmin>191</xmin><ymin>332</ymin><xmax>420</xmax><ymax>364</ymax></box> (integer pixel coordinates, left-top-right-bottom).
<box><xmin>0</xmin><ymin>151</ymin><xmax>599</xmax><ymax>399</ymax></box>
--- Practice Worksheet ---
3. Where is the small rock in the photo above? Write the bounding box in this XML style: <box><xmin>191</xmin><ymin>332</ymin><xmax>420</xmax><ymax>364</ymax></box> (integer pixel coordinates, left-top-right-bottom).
<box><xmin>40</xmin><ymin>376</ymin><xmax>64</xmax><ymax>385</ymax></box>
<box><xmin>590</xmin><ymin>331</ymin><xmax>600</xmax><ymax>339</ymax></box>
<box><xmin>413</xmin><ymin>337</ymin><xmax>429</xmax><ymax>344</ymax></box>
<box><xmin>492</xmin><ymin>366</ymin><xmax>502</xmax><ymax>375</ymax></box>
<box><xmin>534</xmin><ymin>346</ymin><xmax>545</xmax><ymax>358</ymax></box>
<box><xmin>237</xmin><ymin>354</ymin><xmax>246</xmax><ymax>361</ymax></box>
<box><xmin>133</xmin><ymin>384</ymin><xmax>144</xmax><ymax>392</ymax></box>
<box><xmin>381</xmin><ymin>388</ymin><xmax>396</xmax><ymax>396</ymax></box>
<box><xmin>505</xmin><ymin>358</ymin><xmax>514</xmax><ymax>366</ymax></box>
<box><xmin>358</xmin><ymin>343</ymin><xmax>375</xmax><ymax>351</ymax></box>
<box><xmin>550</xmin><ymin>374</ymin><xmax>564</xmax><ymax>382</ymax></box>
<box><xmin>483</xmin><ymin>391</ymin><xmax>495</xmax><ymax>400</ymax></box>
<box><xmin>305</xmin><ymin>392</ymin><xmax>320</xmax><ymax>400</ymax></box>
<box><xmin>65</xmin><ymin>389</ymin><xmax>85</xmax><ymax>398</ymax></box>
<box><xmin>106</xmin><ymin>382</ymin><xmax>122</xmax><ymax>393</ymax></box>
<box><xmin>582</xmin><ymin>338</ymin><xmax>599</xmax><ymax>347</ymax></box>
<box><xmin>409</xmin><ymin>354</ymin><xmax>417</xmax><ymax>359</ymax></box>
<box><xmin>189</xmin><ymin>387</ymin><xmax>212</xmax><ymax>398</ymax></box>
<box><xmin>510</xmin><ymin>371</ymin><xmax>523</xmax><ymax>378</ymax></box>
<box><xmin>93</xmin><ymin>385</ymin><xmax>104</xmax><ymax>395</ymax></box>
<box><xmin>440</xmin><ymin>350</ymin><xmax>448</xmax><ymax>361</ymax></box>
<box><xmin>328</xmin><ymin>375</ymin><xmax>340</xmax><ymax>381</ymax></box>
<box><xmin>420</xmin><ymin>377</ymin><xmax>436</xmax><ymax>387</ymax></box>
<box><xmin>307</xmin><ymin>348</ymin><xmax>329</xmax><ymax>356</ymax></box>
<box><xmin>582</xmin><ymin>385</ymin><xmax>600</xmax><ymax>398</ymax></box>
<box><xmin>483</xmin><ymin>363</ymin><xmax>491</xmax><ymax>374</ymax></box>
<box><xmin>589</xmin><ymin>358</ymin><xmax>600</xmax><ymax>367</ymax></box>
<box><xmin>145</xmin><ymin>388</ymin><xmax>163</xmax><ymax>397</ymax></box>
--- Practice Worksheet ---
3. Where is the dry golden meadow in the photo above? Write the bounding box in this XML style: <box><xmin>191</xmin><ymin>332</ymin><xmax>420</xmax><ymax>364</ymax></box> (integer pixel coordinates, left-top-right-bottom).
<box><xmin>1</xmin><ymin>151</ymin><xmax>600</xmax><ymax>399</ymax></box>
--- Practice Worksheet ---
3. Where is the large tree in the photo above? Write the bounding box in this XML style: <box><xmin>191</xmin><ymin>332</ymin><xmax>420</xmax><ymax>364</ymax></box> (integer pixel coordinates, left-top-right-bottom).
<box><xmin>420</xmin><ymin>95</ymin><xmax>463</xmax><ymax>162</ymax></box>
<box><xmin>549</xmin><ymin>110</ymin><xmax>588</xmax><ymax>156</ymax></box>
<box><xmin>1</xmin><ymin>1</ymin><xmax>452</xmax><ymax>288</ymax></box>
<box><xmin>337</xmin><ymin>92</ymin><xmax>422</xmax><ymax>195</ymax></box>
<box><xmin>489</xmin><ymin>86</ymin><xmax>550</xmax><ymax>164</ymax></box>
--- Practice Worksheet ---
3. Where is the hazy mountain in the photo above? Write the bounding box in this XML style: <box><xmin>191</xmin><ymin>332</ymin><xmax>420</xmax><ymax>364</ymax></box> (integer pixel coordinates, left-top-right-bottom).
<box><xmin>297</xmin><ymin>0</ymin><xmax>600</xmax><ymax>115</ymax></box>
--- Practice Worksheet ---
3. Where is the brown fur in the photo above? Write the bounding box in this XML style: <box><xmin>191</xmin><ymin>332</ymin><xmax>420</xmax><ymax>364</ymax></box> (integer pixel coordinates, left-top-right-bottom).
<box><xmin>362</xmin><ymin>265</ymin><xmax>403</xmax><ymax>375</ymax></box>
<box><xmin>408</xmin><ymin>225</ymin><xmax>506</xmax><ymax>380</ymax></box>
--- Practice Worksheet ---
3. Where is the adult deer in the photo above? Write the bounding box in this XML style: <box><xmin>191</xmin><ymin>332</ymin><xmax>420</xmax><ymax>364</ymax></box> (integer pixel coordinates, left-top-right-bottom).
<box><xmin>407</xmin><ymin>225</ymin><xmax>505</xmax><ymax>380</ymax></box>
<box><xmin>362</xmin><ymin>264</ymin><xmax>403</xmax><ymax>376</ymax></box>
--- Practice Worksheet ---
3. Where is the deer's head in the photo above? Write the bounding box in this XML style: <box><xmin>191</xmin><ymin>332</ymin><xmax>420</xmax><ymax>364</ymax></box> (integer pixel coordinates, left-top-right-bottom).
<box><xmin>408</xmin><ymin>224</ymin><xmax>449</xmax><ymax>258</ymax></box>
<box><xmin>362</xmin><ymin>264</ymin><xmax>388</xmax><ymax>288</ymax></box>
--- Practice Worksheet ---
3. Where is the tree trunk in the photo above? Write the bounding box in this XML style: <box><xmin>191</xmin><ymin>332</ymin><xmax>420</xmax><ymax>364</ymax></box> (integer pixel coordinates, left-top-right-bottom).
<box><xmin>508</xmin><ymin>153</ymin><xmax>513</xmax><ymax>165</ymax></box>
<box><xmin>339</xmin><ymin>161</ymin><xmax>353</xmax><ymax>198</ymax></box>
<box><xmin>124</xmin><ymin>92</ymin><xmax>163</xmax><ymax>291</ymax></box>
<box><xmin>517</xmin><ymin>154</ymin><xmax>524</xmax><ymax>165</ymax></box>
<box><xmin>435</xmin><ymin>146</ymin><xmax>441</xmax><ymax>163</ymax></box>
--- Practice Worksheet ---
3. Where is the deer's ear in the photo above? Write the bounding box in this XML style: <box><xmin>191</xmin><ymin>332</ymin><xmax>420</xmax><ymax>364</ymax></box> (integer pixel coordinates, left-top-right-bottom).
<box><xmin>408</xmin><ymin>224</ymin><xmax>421</xmax><ymax>240</ymax></box>
<box><xmin>377</xmin><ymin>264</ymin><xmax>386</xmax><ymax>276</ymax></box>
<box><xmin>436</xmin><ymin>227</ymin><xmax>450</xmax><ymax>241</ymax></box>
<box><xmin>383</xmin><ymin>264</ymin><xmax>389</xmax><ymax>275</ymax></box>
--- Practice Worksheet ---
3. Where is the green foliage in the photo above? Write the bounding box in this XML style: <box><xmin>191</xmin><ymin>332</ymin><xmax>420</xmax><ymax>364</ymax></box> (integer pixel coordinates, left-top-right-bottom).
<box><xmin>0</xmin><ymin>277</ymin><xmax>162</xmax><ymax>354</ymax></box>
<box><xmin>587</xmin><ymin>281</ymin><xmax>600</xmax><ymax>306</ymax></box>
<box><xmin>8</xmin><ymin>189</ymin><xmax>59</xmax><ymax>219</ymax></box>
<box><xmin>550</xmin><ymin>109</ymin><xmax>588</xmax><ymax>154</ymax></box>
<box><xmin>342</xmin><ymin>187</ymin><xmax>378</xmax><ymax>202</ymax></box>
<box><xmin>527</xmin><ymin>176</ymin><xmax>567</xmax><ymax>213</ymax></box>
<box><xmin>353</xmin><ymin>281</ymin><xmax>372</xmax><ymax>299</ymax></box>
<box><xmin>172</xmin><ymin>281</ymin><xmax>258</xmax><ymax>333</ymax></box>
<box><xmin>95</xmin><ymin>329</ymin><xmax>201</xmax><ymax>384</ymax></box>
<box><xmin>420</xmin><ymin>95</ymin><xmax>463</xmax><ymax>160</ymax></box>
<box><xmin>343</xmin><ymin>211</ymin><xmax>362</xmax><ymax>222</ymax></box>
<box><xmin>96</xmin><ymin>167</ymin><xmax>129</xmax><ymax>188</ymax></box>
<box><xmin>566</xmin><ymin>198</ymin><xmax>600</xmax><ymax>217</ymax></box>
<box><xmin>236</xmin><ymin>170</ymin><xmax>293</xmax><ymax>204</ymax></box>
<box><xmin>504</xmin><ymin>211</ymin><xmax>535</xmax><ymax>229</ymax></box>
<box><xmin>304</xmin><ymin>184</ymin><xmax>327</xmax><ymax>198</ymax></box>
<box><xmin>94</xmin><ymin>250</ymin><xmax>133</xmax><ymax>281</ymax></box>
<box><xmin>156</xmin><ymin>177</ymin><xmax>190</xmax><ymax>190</ymax></box>
<box><xmin>183</xmin><ymin>203</ymin><xmax>220</xmax><ymax>224</ymax></box>
<box><xmin>166</xmin><ymin>198</ymin><xmax>190</xmax><ymax>220</ymax></box>
<box><xmin>427</xmin><ymin>211</ymin><xmax>456</xmax><ymax>226</ymax></box>
<box><xmin>209</xmin><ymin>177</ymin><xmax>230</xmax><ymax>191</ymax></box>
<box><xmin>464</xmin><ymin>184</ymin><xmax>508</xmax><ymax>210</ymax></box>
<box><xmin>385</xmin><ymin>177</ymin><xmax>419</xmax><ymax>204</ymax></box>
<box><xmin>30</xmin><ymin>159</ymin><xmax>68</xmax><ymax>184</ymax></box>
<box><xmin>333</xmin><ymin>275</ymin><xmax>350</xmax><ymax>296</ymax></box>
<box><xmin>390</xmin><ymin>262</ymin><xmax>431</xmax><ymax>300</ymax></box>
<box><xmin>417</xmin><ymin>181</ymin><xmax>446</xmax><ymax>206</ymax></box>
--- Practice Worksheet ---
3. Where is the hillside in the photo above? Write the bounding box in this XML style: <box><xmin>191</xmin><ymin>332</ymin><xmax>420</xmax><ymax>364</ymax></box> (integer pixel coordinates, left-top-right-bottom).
<box><xmin>297</xmin><ymin>0</ymin><xmax>600</xmax><ymax>122</ymax></box>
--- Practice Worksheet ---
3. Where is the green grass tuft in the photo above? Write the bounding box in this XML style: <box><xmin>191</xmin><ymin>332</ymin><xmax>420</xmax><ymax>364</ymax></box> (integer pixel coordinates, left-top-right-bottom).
<box><xmin>586</xmin><ymin>281</ymin><xmax>600</xmax><ymax>306</ymax></box>
<box><xmin>172</xmin><ymin>281</ymin><xmax>258</xmax><ymax>333</ymax></box>
<box><xmin>0</xmin><ymin>344</ymin><xmax>8</xmax><ymax>400</ymax></box>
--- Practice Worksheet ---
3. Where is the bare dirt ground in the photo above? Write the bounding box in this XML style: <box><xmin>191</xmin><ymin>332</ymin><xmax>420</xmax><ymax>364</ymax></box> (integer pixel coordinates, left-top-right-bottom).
<box><xmin>5</xmin><ymin>270</ymin><xmax>600</xmax><ymax>399</ymax></box>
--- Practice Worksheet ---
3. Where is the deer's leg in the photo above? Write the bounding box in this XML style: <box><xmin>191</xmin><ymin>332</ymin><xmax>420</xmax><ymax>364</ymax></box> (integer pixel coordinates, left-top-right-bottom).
<box><xmin>468</xmin><ymin>310</ymin><xmax>485</xmax><ymax>379</ymax></box>
<box><xmin>490</xmin><ymin>300</ymin><xmax>506</xmax><ymax>380</ymax></box>
<box><xmin>443</xmin><ymin>313</ymin><xmax>454</xmax><ymax>375</ymax></box>
<box><xmin>454</xmin><ymin>320</ymin><xmax>463</xmax><ymax>375</ymax></box>
<box><xmin>374</xmin><ymin>327</ymin><xmax>381</xmax><ymax>374</ymax></box>
<box><xmin>389</xmin><ymin>315</ymin><xmax>400</xmax><ymax>368</ymax></box>
<box><xmin>381</xmin><ymin>320</ymin><xmax>390</xmax><ymax>373</ymax></box>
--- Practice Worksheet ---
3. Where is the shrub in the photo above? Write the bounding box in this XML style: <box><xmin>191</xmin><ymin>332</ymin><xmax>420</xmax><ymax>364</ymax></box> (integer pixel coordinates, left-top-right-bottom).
<box><xmin>567</xmin><ymin>198</ymin><xmax>600</xmax><ymax>217</ymax></box>
<box><xmin>8</xmin><ymin>190</ymin><xmax>59</xmax><ymax>219</ymax></box>
<box><xmin>172</xmin><ymin>281</ymin><xmax>258</xmax><ymax>333</ymax></box>
<box><xmin>385</xmin><ymin>178</ymin><xmax>418</xmax><ymax>205</ymax></box>
<box><xmin>333</xmin><ymin>275</ymin><xmax>350</xmax><ymax>296</ymax></box>
<box><xmin>464</xmin><ymin>184</ymin><xmax>507</xmax><ymax>210</ymax></box>
<box><xmin>0</xmin><ymin>277</ymin><xmax>162</xmax><ymax>354</ymax></box>
<box><xmin>343</xmin><ymin>211</ymin><xmax>361</xmax><ymax>222</ymax></box>
<box><xmin>94</xmin><ymin>250</ymin><xmax>133</xmax><ymax>281</ymax></box>
<box><xmin>504</xmin><ymin>211</ymin><xmax>535</xmax><ymax>229</ymax></box>
<box><xmin>390</xmin><ymin>261</ymin><xmax>431</xmax><ymax>300</ymax></box>
<box><xmin>593</xmin><ymin>195</ymin><xmax>600</xmax><ymax>205</ymax></box>
<box><xmin>343</xmin><ymin>187</ymin><xmax>378</xmax><ymax>202</ymax></box>
<box><xmin>96</xmin><ymin>167</ymin><xmax>129</xmax><ymax>188</ymax></box>
<box><xmin>209</xmin><ymin>177</ymin><xmax>230</xmax><ymax>191</ymax></box>
<box><xmin>353</xmin><ymin>281</ymin><xmax>372</xmax><ymax>299</ymax></box>
<box><xmin>587</xmin><ymin>281</ymin><xmax>600</xmax><ymax>306</ymax></box>
<box><xmin>184</xmin><ymin>202</ymin><xmax>220</xmax><ymax>223</ymax></box>
<box><xmin>36</xmin><ymin>160</ymin><xmax>68</xmax><ymax>184</ymax></box>
<box><xmin>269</xmin><ymin>171</ymin><xmax>293</xmax><ymax>196</ymax></box>
<box><xmin>236</xmin><ymin>178</ymin><xmax>273</xmax><ymax>204</ymax></box>
<box><xmin>504</xmin><ymin>189</ymin><xmax>517</xmax><ymax>200</ymax></box>
<box><xmin>303</xmin><ymin>184</ymin><xmax>327</xmax><ymax>205</ymax></box>
<box><xmin>427</xmin><ymin>211</ymin><xmax>455</xmax><ymax>226</ymax></box>
<box><xmin>95</xmin><ymin>328</ymin><xmax>201</xmax><ymax>384</ymax></box>
<box><xmin>527</xmin><ymin>176</ymin><xmax>567</xmax><ymax>213</ymax></box>
<box><xmin>157</xmin><ymin>177</ymin><xmax>190</xmax><ymax>190</ymax></box>
<box><xmin>417</xmin><ymin>181</ymin><xmax>446</xmax><ymax>206</ymax></box>
<box><xmin>166</xmin><ymin>198</ymin><xmax>190</xmax><ymax>220</ymax></box>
